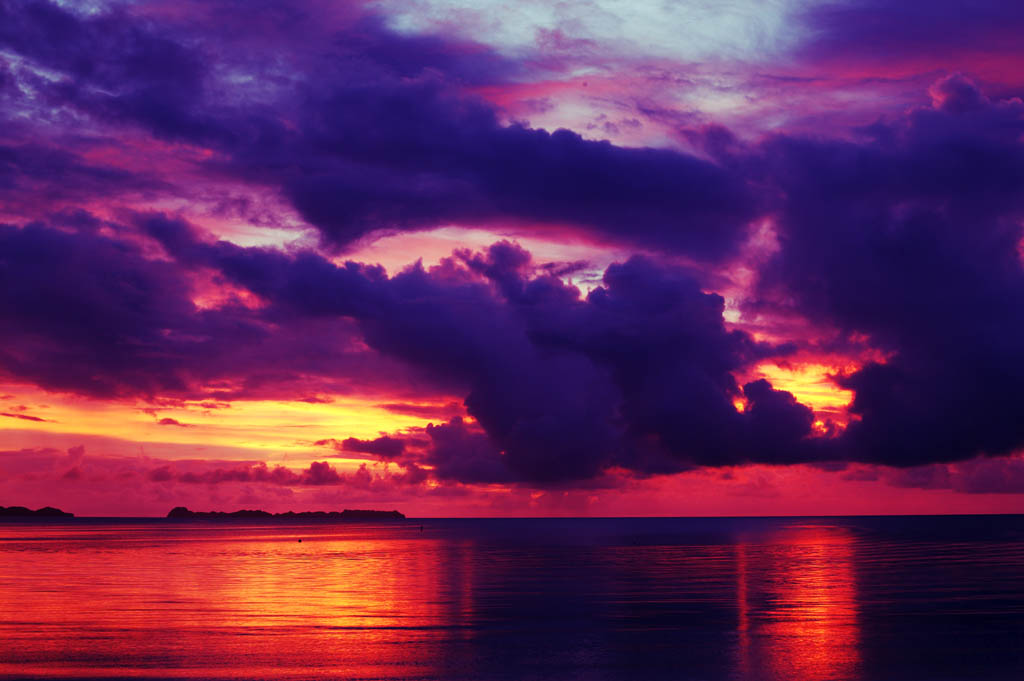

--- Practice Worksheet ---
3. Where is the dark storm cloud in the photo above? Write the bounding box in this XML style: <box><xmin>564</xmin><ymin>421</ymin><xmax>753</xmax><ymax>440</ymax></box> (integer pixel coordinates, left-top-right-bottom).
<box><xmin>0</xmin><ymin>220</ymin><xmax>208</xmax><ymax>396</ymax></box>
<box><xmin>148</xmin><ymin>223</ymin><xmax>821</xmax><ymax>483</ymax></box>
<box><xmin>0</xmin><ymin>144</ymin><xmax>162</xmax><ymax>217</ymax></box>
<box><xmin>753</xmin><ymin>75</ymin><xmax>1024</xmax><ymax>467</ymax></box>
<box><xmin>0</xmin><ymin>218</ymin><xmax>420</xmax><ymax>399</ymax></box>
<box><xmin>339</xmin><ymin>436</ymin><xmax>407</xmax><ymax>458</ymax></box>
<box><xmin>0</xmin><ymin>144</ymin><xmax>138</xmax><ymax>192</ymax></box>
<box><xmin>0</xmin><ymin>0</ymin><xmax>222</xmax><ymax>144</ymax></box>
<box><xmin>421</xmin><ymin>417</ymin><xmax>516</xmax><ymax>484</ymax></box>
<box><xmin>0</xmin><ymin>0</ymin><xmax>759</xmax><ymax>261</ymax></box>
<box><xmin>273</xmin><ymin>101</ymin><xmax>758</xmax><ymax>258</ymax></box>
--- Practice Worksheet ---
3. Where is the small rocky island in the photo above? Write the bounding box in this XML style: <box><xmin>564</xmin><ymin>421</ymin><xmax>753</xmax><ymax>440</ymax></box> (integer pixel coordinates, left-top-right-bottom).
<box><xmin>167</xmin><ymin>506</ymin><xmax>405</xmax><ymax>521</ymax></box>
<box><xmin>0</xmin><ymin>505</ymin><xmax>74</xmax><ymax>518</ymax></box>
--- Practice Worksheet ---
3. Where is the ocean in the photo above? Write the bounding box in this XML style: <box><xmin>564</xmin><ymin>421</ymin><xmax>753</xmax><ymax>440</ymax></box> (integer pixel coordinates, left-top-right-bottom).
<box><xmin>1</xmin><ymin>516</ymin><xmax>1023</xmax><ymax>680</ymax></box>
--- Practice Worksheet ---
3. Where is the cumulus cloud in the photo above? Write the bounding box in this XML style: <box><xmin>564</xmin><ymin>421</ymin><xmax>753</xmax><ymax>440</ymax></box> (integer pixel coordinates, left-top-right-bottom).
<box><xmin>338</xmin><ymin>436</ymin><xmax>407</xmax><ymax>458</ymax></box>
<box><xmin>0</xmin><ymin>217</ymin><xmax>433</xmax><ymax>400</ymax></box>
<box><xmin>752</xmin><ymin>75</ymin><xmax>1024</xmax><ymax>467</ymax></box>
<box><xmin>145</xmin><ymin>223</ymin><xmax>826</xmax><ymax>482</ymax></box>
<box><xmin>0</xmin><ymin>0</ymin><xmax>760</xmax><ymax>261</ymax></box>
<box><xmin>157</xmin><ymin>418</ymin><xmax>191</xmax><ymax>427</ymax></box>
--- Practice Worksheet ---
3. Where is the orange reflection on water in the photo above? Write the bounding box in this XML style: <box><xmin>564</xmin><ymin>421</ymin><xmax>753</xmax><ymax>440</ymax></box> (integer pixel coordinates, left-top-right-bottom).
<box><xmin>735</xmin><ymin>524</ymin><xmax>861</xmax><ymax>681</ymax></box>
<box><xmin>0</xmin><ymin>524</ymin><xmax>477</xmax><ymax>680</ymax></box>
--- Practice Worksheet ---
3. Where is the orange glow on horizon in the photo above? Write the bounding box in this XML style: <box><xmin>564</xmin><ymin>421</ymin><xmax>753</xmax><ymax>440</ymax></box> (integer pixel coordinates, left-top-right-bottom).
<box><xmin>0</xmin><ymin>383</ymin><xmax>438</xmax><ymax>466</ymax></box>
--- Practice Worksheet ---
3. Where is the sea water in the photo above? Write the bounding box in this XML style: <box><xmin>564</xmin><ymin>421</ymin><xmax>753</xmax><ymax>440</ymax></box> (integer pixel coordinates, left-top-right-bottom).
<box><xmin>1</xmin><ymin>515</ymin><xmax>1023</xmax><ymax>680</ymax></box>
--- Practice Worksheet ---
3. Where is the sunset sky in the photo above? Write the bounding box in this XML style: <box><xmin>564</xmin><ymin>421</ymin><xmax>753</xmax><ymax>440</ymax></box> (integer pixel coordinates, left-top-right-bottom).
<box><xmin>2</xmin><ymin>0</ymin><xmax>1024</xmax><ymax>516</ymax></box>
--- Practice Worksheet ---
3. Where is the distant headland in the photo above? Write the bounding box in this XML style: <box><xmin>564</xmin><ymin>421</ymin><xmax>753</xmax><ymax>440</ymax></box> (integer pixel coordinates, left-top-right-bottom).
<box><xmin>166</xmin><ymin>506</ymin><xmax>405</xmax><ymax>521</ymax></box>
<box><xmin>0</xmin><ymin>505</ymin><xmax>74</xmax><ymax>518</ymax></box>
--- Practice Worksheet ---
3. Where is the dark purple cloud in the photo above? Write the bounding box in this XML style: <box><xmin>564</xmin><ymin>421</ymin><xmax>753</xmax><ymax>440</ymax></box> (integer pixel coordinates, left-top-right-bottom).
<box><xmin>0</xmin><ymin>0</ymin><xmax>222</xmax><ymax>144</ymax></box>
<box><xmin>157</xmin><ymin>417</ymin><xmax>191</xmax><ymax>427</ymax></box>
<box><xmin>273</xmin><ymin>107</ymin><xmax>758</xmax><ymax>258</ymax></box>
<box><xmin>0</xmin><ymin>220</ymin><xmax>203</xmax><ymax>396</ymax></box>
<box><xmin>0</xmin><ymin>217</ymin><xmax>436</xmax><ymax>400</ymax></box>
<box><xmin>0</xmin><ymin>0</ymin><xmax>760</xmax><ymax>261</ymax></box>
<box><xmin>0</xmin><ymin>144</ymin><xmax>159</xmax><ymax>213</ymax></box>
<box><xmin>339</xmin><ymin>436</ymin><xmax>407</xmax><ymax>458</ymax></box>
<box><xmin>147</xmin><ymin>223</ymin><xmax>822</xmax><ymax>482</ymax></box>
<box><xmin>421</xmin><ymin>417</ymin><xmax>515</xmax><ymax>484</ymax></box>
<box><xmin>752</xmin><ymin>75</ymin><xmax>1024</xmax><ymax>467</ymax></box>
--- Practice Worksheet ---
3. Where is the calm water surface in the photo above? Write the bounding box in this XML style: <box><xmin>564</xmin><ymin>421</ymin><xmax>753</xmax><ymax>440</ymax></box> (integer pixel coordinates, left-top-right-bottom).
<box><xmin>1</xmin><ymin>516</ymin><xmax>1023</xmax><ymax>680</ymax></box>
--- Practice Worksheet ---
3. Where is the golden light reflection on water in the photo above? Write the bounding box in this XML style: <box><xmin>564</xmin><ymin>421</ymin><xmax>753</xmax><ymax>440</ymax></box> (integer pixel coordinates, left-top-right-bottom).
<box><xmin>0</xmin><ymin>524</ymin><xmax>477</xmax><ymax>679</ymax></box>
<box><xmin>735</xmin><ymin>524</ymin><xmax>861</xmax><ymax>681</ymax></box>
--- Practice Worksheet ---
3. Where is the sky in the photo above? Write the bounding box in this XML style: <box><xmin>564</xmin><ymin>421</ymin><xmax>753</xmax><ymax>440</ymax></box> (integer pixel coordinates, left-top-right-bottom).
<box><xmin>2</xmin><ymin>0</ymin><xmax>1024</xmax><ymax>517</ymax></box>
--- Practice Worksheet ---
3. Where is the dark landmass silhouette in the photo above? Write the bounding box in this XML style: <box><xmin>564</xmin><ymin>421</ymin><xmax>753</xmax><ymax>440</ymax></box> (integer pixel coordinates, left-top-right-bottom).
<box><xmin>167</xmin><ymin>506</ymin><xmax>405</xmax><ymax>521</ymax></box>
<box><xmin>0</xmin><ymin>505</ymin><xmax>74</xmax><ymax>518</ymax></box>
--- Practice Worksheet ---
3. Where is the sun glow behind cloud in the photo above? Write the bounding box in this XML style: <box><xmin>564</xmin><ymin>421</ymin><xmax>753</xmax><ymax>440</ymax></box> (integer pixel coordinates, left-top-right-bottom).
<box><xmin>753</xmin><ymin>362</ymin><xmax>854</xmax><ymax>421</ymax></box>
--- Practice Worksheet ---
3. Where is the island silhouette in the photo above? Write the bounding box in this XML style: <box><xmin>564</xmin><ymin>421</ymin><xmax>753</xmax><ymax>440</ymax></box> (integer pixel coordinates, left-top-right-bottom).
<box><xmin>0</xmin><ymin>505</ymin><xmax>74</xmax><ymax>518</ymax></box>
<box><xmin>167</xmin><ymin>506</ymin><xmax>405</xmax><ymax>521</ymax></box>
